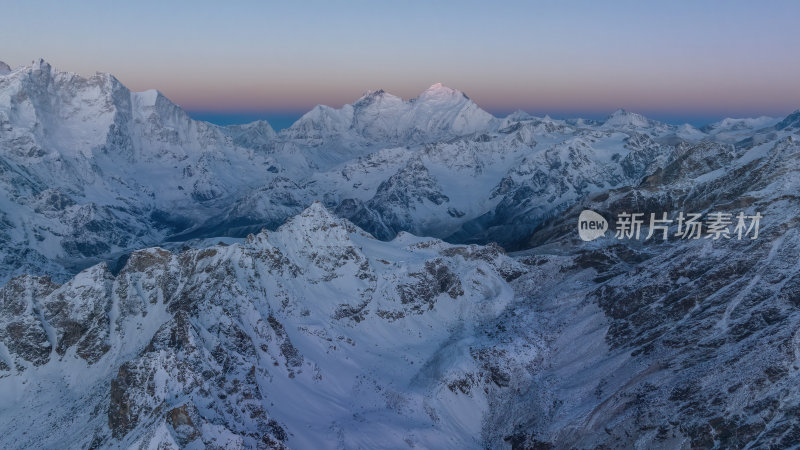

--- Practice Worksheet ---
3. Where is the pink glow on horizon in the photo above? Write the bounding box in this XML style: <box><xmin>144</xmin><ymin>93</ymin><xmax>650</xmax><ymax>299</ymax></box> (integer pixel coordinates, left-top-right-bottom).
<box><xmin>5</xmin><ymin>0</ymin><xmax>799</xmax><ymax>121</ymax></box>
<box><xmin>115</xmin><ymin>70</ymin><xmax>799</xmax><ymax>119</ymax></box>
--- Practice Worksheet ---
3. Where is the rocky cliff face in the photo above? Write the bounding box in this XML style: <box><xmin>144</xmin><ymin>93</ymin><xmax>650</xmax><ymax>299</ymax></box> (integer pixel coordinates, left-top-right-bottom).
<box><xmin>484</xmin><ymin>127</ymin><xmax>800</xmax><ymax>448</ymax></box>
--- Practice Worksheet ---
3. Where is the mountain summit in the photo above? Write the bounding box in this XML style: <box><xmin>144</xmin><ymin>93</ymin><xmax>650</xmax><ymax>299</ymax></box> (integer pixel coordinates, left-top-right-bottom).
<box><xmin>285</xmin><ymin>83</ymin><xmax>495</xmax><ymax>143</ymax></box>
<box><xmin>601</xmin><ymin>108</ymin><xmax>653</xmax><ymax>129</ymax></box>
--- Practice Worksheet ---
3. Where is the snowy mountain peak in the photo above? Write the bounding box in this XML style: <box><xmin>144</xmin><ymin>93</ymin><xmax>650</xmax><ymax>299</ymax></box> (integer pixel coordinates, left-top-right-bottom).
<box><xmin>356</xmin><ymin>88</ymin><xmax>386</xmax><ymax>100</ymax></box>
<box><xmin>424</xmin><ymin>82</ymin><xmax>451</xmax><ymax>92</ymax></box>
<box><xmin>775</xmin><ymin>109</ymin><xmax>800</xmax><ymax>130</ymax></box>
<box><xmin>354</xmin><ymin>88</ymin><xmax>384</xmax><ymax>102</ymax></box>
<box><xmin>278</xmin><ymin>201</ymin><xmax>358</xmax><ymax>237</ymax></box>
<box><xmin>607</xmin><ymin>108</ymin><xmax>638</xmax><ymax>120</ymax></box>
<box><xmin>223</xmin><ymin>119</ymin><xmax>276</xmax><ymax>149</ymax></box>
<box><xmin>602</xmin><ymin>108</ymin><xmax>652</xmax><ymax>128</ymax></box>
<box><xmin>0</xmin><ymin>61</ymin><xmax>10</xmax><ymax>75</ymax></box>
<box><xmin>498</xmin><ymin>110</ymin><xmax>535</xmax><ymax>128</ymax></box>
<box><xmin>299</xmin><ymin>200</ymin><xmax>335</xmax><ymax>220</ymax></box>
<box><xmin>353</xmin><ymin>88</ymin><xmax>403</xmax><ymax>109</ymax></box>
<box><xmin>418</xmin><ymin>82</ymin><xmax>467</xmax><ymax>101</ymax></box>
<box><xmin>703</xmin><ymin>115</ymin><xmax>777</xmax><ymax>131</ymax></box>
<box><xmin>30</xmin><ymin>58</ymin><xmax>52</xmax><ymax>72</ymax></box>
<box><xmin>286</xmin><ymin>83</ymin><xmax>493</xmax><ymax>143</ymax></box>
<box><xmin>506</xmin><ymin>110</ymin><xmax>534</xmax><ymax>121</ymax></box>
<box><xmin>284</xmin><ymin>103</ymin><xmax>354</xmax><ymax>139</ymax></box>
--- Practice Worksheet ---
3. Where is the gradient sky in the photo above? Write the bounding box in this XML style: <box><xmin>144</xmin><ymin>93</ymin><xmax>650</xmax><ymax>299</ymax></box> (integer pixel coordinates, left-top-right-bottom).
<box><xmin>2</xmin><ymin>0</ymin><xmax>800</xmax><ymax>126</ymax></box>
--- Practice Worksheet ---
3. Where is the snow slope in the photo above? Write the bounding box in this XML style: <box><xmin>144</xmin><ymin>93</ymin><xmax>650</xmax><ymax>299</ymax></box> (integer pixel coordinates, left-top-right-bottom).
<box><xmin>0</xmin><ymin>203</ymin><xmax>527</xmax><ymax>448</ymax></box>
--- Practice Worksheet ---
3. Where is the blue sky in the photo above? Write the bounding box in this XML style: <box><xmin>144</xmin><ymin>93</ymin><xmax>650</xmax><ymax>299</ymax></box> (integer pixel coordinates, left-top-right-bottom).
<box><xmin>2</xmin><ymin>0</ymin><xmax>799</xmax><ymax>127</ymax></box>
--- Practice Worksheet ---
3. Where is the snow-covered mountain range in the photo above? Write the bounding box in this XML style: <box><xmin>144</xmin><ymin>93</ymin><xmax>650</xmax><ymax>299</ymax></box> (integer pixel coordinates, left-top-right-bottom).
<box><xmin>0</xmin><ymin>202</ymin><xmax>528</xmax><ymax>448</ymax></box>
<box><xmin>2</xmin><ymin>59</ymin><xmax>800</xmax><ymax>448</ymax></box>
<box><xmin>2</xmin><ymin>59</ymin><xmax>788</xmax><ymax>286</ymax></box>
